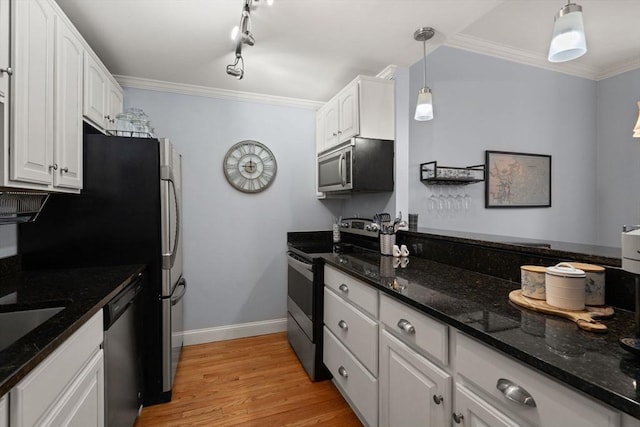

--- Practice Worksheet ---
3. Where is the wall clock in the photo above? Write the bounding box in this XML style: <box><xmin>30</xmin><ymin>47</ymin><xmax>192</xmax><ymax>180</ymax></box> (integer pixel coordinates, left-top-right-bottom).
<box><xmin>223</xmin><ymin>140</ymin><xmax>277</xmax><ymax>193</ymax></box>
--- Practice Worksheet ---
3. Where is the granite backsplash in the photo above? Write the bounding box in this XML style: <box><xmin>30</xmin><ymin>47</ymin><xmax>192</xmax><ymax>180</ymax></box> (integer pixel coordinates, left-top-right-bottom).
<box><xmin>397</xmin><ymin>230</ymin><xmax>636</xmax><ymax>312</ymax></box>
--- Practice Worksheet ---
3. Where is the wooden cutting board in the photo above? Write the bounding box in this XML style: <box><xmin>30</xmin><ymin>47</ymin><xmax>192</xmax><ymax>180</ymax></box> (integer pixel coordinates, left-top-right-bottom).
<box><xmin>508</xmin><ymin>290</ymin><xmax>614</xmax><ymax>333</ymax></box>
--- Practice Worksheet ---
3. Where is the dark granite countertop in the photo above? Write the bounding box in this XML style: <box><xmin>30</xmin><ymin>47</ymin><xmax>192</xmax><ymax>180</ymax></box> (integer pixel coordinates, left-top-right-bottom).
<box><xmin>320</xmin><ymin>251</ymin><xmax>640</xmax><ymax>419</ymax></box>
<box><xmin>0</xmin><ymin>263</ymin><xmax>145</xmax><ymax>396</ymax></box>
<box><xmin>406</xmin><ymin>228</ymin><xmax>622</xmax><ymax>267</ymax></box>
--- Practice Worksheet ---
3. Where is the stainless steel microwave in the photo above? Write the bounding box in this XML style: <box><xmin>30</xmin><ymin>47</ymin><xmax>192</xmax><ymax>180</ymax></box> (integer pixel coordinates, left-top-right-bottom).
<box><xmin>317</xmin><ymin>137</ymin><xmax>394</xmax><ymax>193</ymax></box>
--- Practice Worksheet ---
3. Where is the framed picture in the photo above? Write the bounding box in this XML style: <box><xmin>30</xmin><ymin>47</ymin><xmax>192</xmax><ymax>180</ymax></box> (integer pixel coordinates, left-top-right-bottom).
<box><xmin>485</xmin><ymin>150</ymin><xmax>551</xmax><ymax>208</ymax></box>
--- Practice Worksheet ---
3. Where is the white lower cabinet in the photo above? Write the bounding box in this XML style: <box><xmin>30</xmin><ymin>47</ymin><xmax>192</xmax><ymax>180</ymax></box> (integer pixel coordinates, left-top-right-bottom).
<box><xmin>10</xmin><ymin>311</ymin><xmax>104</xmax><ymax>427</ymax></box>
<box><xmin>379</xmin><ymin>328</ymin><xmax>451</xmax><ymax>427</ymax></box>
<box><xmin>323</xmin><ymin>266</ymin><xmax>634</xmax><ymax>426</ymax></box>
<box><xmin>324</xmin><ymin>327</ymin><xmax>378</xmax><ymax>427</ymax></box>
<box><xmin>453</xmin><ymin>383</ymin><xmax>521</xmax><ymax>427</ymax></box>
<box><xmin>0</xmin><ymin>395</ymin><xmax>7</xmax><ymax>427</ymax></box>
<box><xmin>455</xmin><ymin>331</ymin><xmax>620</xmax><ymax>427</ymax></box>
<box><xmin>323</xmin><ymin>265</ymin><xmax>379</xmax><ymax>426</ymax></box>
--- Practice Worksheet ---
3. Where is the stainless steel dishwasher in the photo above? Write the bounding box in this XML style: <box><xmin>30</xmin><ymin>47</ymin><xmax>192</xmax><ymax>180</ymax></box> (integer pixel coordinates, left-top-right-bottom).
<box><xmin>104</xmin><ymin>273</ymin><xmax>144</xmax><ymax>427</ymax></box>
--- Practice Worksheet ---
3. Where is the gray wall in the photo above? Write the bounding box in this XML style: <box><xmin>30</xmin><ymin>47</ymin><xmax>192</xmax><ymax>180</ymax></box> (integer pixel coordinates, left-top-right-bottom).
<box><xmin>595</xmin><ymin>68</ymin><xmax>640</xmax><ymax>247</ymax></box>
<box><xmin>124</xmin><ymin>88</ymin><xmax>337</xmax><ymax>330</ymax></box>
<box><xmin>408</xmin><ymin>47</ymin><xmax>599</xmax><ymax>245</ymax></box>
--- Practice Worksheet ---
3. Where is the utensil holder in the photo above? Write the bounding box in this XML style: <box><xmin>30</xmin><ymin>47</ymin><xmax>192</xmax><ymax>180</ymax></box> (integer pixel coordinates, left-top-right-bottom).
<box><xmin>380</xmin><ymin>233</ymin><xmax>396</xmax><ymax>256</ymax></box>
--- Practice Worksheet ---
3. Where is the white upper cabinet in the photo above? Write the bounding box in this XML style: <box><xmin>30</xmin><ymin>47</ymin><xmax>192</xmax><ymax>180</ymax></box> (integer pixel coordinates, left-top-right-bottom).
<box><xmin>83</xmin><ymin>52</ymin><xmax>122</xmax><ymax>132</ymax></box>
<box><xmin>1</xmin><ymin>0</ymin><xmax>120</xmax><ymax>192</ymax></box>
<box><xmin>10</xmin><ymin>0</ymin><xmax>56</xmax><ymax>186</ymax></box>
<box><xmin>54</xmin><ymin>15</ymin><xmax>83</xmax><ymax>190</ymax></box>
<box><xmin>83</xmin><ymin>52</ymin><xmax>108</xmax><ymax>130</ymax></box>
<box><xmin>317</xmin><ymin>75</ymin><xmax>394</xmax><ymax>154</ymax></box>
<box><xmin>0</xmin><ymin>0</ymin><xmax>9</xmax><ymax>100</ymax></box>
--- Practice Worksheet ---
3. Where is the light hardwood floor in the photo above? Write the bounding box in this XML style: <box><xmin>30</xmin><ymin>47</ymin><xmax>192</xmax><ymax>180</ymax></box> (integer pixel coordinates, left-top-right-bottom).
<box><xmin>134</xmin><ymin>332</ymin><xmax>362</xmax><ymax>426</ymax></box>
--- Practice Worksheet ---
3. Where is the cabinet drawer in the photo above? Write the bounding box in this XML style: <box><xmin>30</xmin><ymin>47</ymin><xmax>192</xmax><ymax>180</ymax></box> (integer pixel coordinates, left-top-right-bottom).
<box><xmin>455</xmin><ymin>332</ymin><xmax>620</xmax><ymax>427</ymax></box>
<box><xmin>324</xmin><ymin>327</ymin><xmax>377</xmax><ymax>427</ymax></box>
<box><xmin>324</xmin><ymin>287</ymin><xmax>378</xmax><ymax>375</ymax></box>
<box><xmin>325</xmin><ymin>265</ymin><xmax>378</xmax><ymax>317</ymax></box>
<box><xmin>10</xmin><ymin>311</ymin><xmax>103</xmax><ymax>427</ymax></box>
<box><xmin>380</xmin><ymin>294</ymin><xmax>448</xmax><ymax>365</ymax></box>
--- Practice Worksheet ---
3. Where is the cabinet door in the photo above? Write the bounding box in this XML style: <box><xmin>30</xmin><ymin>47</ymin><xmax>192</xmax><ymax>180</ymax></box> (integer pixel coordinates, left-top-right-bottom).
<box><xmin>11</xmin><ymin>0</ymin><xmax>55</xmax><ymax>185</ymax></box>
<box><xmin>107</xmin><ymin>82</ymin><xmax>123</xmax><ymax>128</ymax></box>
<box><xmin>339</xmin><ymin>83</ymin><xmax>359</xmax><ymax>142</ymax></box>
<box><xmin>379</xmin><ymin>329</ymin><xmax>451</xmax><ymax>427</ymax></box>
<box><xmin>323</xmin><ymin>97</ymin><xmax>339</xmax><ymax>148</ymax></box>
<box><xmin>0</xmin><ymin>394</ymin><xmax>7</xmax><ymax>427</ymax></box>
<box><xmin>83</xmin><ymin>53</ymin><xmax>107</xmax><ymax>130</ymax></box>
<box><xmin>42</xmin><ymin>349</ymin><xmax>105</xmax><ymax>427</ymax></box>
<box><xmin>453</xmin><ymin>383</ymin><xmax>522</xmax><ymax>427</ymax></box>
<box><xmin>54</xmin><ymin>17</ymin><xmax>83</xmax><ymax>190</ymax></box>
<box><xmin>0</xmin><ymin>0</ymin><xmax>9</xmax><ymax>100</ymax></box>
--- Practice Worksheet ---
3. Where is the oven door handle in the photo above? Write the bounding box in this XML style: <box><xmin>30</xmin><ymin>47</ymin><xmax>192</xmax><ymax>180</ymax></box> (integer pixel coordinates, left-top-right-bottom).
<box><xmin>287</xmin><ymin>252</ymin><xmax>314</xmax><ymax>281</ymax></box>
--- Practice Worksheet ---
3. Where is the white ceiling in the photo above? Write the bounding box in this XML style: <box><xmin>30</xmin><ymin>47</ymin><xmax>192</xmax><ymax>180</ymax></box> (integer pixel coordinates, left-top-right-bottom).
<box><xmin>55</xmin><ymin>0</ymin><xmax>640</xmax><ymax>103</ymax></box>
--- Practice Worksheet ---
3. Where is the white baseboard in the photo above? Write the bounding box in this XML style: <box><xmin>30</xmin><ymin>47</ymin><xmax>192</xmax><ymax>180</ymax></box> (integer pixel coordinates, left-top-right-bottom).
<box><xmin>182</xmin><ymin>318</ymin><xmax>287</xmax><ymax>346</ymax></box>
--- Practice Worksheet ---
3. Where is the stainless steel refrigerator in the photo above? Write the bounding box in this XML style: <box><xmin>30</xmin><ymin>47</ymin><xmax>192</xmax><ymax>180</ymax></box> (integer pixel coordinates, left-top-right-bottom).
<box><xmin>18</xmin><ymin>132</ymin><xmax>186</xmax><ymax>408</ymax></box>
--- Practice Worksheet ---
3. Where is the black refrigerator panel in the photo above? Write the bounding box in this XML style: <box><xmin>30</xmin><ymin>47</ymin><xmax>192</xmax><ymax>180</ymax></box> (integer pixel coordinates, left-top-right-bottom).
<box><xmin>18</xmin><ymin>134</ymin><xmax>170</xmax><ymax>405</ymax></box>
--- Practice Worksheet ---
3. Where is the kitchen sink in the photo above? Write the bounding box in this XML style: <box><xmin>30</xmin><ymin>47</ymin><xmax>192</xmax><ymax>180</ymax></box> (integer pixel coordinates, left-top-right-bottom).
<box><xmin>0</xmin><ymin>304</ymin><xmax>66</xmax><ymax>352</ymax></box>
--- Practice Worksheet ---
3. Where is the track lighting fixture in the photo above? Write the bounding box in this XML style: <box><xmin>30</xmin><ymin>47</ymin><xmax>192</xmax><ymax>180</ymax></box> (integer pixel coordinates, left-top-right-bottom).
<box><xmin>225</xmin><ymin>0</ymin><xmax>272</xmax><ymax>79</ymax></box>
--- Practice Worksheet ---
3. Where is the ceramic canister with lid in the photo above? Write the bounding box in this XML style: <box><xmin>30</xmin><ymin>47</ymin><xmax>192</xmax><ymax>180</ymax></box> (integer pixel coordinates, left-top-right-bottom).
<box><xmin>545</xmin><ymin>262</ymin><xmax>586</xmax><ymax>310</ymax></box>
<box><xmin>565</xmin><ymin>262</ymin><xmax>605</xmax><ymax>306</ymax></box>
<box><xmin>520</xmin><ymin>265</ymin><xmax>547</xmax><ymax>299</ymax></box>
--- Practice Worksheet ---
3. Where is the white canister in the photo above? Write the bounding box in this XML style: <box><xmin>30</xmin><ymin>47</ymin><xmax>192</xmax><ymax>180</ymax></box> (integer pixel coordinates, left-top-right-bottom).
<box><xmin>545</xmin><ymin>262</ymin><xmax>586</xmax><ymax>311</ymax></box>
<box><xmin>566</xmin><ymin>262</ymin><xmax>605</xmax><ymax>306</ymax></box>
<box><xmin>520</xmin><ymin>265</ymin><xmax>547</xmax><ymax>299</ymax></box>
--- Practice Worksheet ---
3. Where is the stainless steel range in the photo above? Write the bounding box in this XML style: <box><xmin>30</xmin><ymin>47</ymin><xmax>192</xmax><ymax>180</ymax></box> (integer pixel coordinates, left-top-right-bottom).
<box><xmin>286</xmin><ymin>218</ymin><xmax>379</xmax><ymax>381</ymax></box>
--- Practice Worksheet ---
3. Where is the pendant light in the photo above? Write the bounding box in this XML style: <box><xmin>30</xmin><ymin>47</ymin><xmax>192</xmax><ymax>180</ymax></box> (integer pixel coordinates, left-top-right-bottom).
<box><xmin>414</xmin><ymin>27</ymin><xmax>435</xmax><ymax>121</ymax></box>
<box><xmin>634</xmin><ymin>102</ymin><xmax>640</xmax><ymax>138</ymax></box>
<box><xmin>548</xmin><ymin>1</ymin><xmax>587</xmax><ymax>63</ymax></box>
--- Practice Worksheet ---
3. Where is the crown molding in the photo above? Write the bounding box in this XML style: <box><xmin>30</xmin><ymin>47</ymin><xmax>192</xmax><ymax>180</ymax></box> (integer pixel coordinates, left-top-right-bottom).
<box><xmin>376</xmin><ymin>64</ymin><xmax>398</xmax><ymax>80</ymax></box>
<box><xmin>445</xmin><ymin>33</ymin><xmax>598</xmax><ymax>80</ymax></box>
<box><xmin>113</xmin><ymin>75</ymin><xmax>325</xmax><ymax>110</ymax></box>
<box><xmin>595</xmin><ymin>57</ymin><xmax>640</xmax><ymax>81</ymax></box>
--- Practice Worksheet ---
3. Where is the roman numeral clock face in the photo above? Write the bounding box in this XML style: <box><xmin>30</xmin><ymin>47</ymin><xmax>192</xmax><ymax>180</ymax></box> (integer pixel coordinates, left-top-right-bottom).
<box><xmin>223</xmin><ymin>140</ymin><xmax>277</xmax><ymax>193</ymax></box>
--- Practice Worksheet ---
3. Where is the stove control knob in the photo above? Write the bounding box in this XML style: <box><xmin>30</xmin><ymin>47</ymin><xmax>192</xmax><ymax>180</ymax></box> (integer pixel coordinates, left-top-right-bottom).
<box><xmin>366</xmin><ymin>224</ymin><xmax>379</xmax><ymax>232</ymax></box>
<box><xmin>339</xmin><ymin>222</ymin><xmax>349</xmax><ymax>229</ymax></box>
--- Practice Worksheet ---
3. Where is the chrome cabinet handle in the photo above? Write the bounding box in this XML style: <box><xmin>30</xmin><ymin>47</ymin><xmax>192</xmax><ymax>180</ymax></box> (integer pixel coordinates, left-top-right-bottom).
<box><xmin>433</xmin><ymin>394</ymin><xmax>443</xmax><ymax>405</ymax></box>
<box><xmin>338</xmin><ymin>320</ymin><xmax>348</xmax><ymax>330</ymax></box>
<box><xmin>338</xmin><ymin>366</ymin><xmax>348</xmax><ymax>378</ymax></box>
<box><xmin>60</xmin><ymin>166</ymin><xmax>69</xmax><ymax>173</ymax></box>
<box><xmin>332</xmin><ymin>132</ymin><xmax>338</xmax><ymax>137</ymax></box>
<box><xmin>496</xmin><ymin>378</ymin><xmax>537</xmax><ymax>408</ymax></box>
<box><xmin>338</xmin><ymin>283</ymin><xmax>349</xmax><ymax>293</ymax></box>
<box><xmin>397</xmin><ymin>319</ymin><xmax>415</xmax><ymax>334</ymax></box>
<box><xmin>0</xmin><ymin>67</ymin><xmax>13</xmax><ymax>76</ymax></box>
<box><xmin>337</xmin><ymin>130</ymin><xmax>342</xmax><ymax>134</ymax></box>
<box><xmin>452</xmin><ymin>412</ymin><xmax>464</xmax><ymax>424</ymax></box>
<box><xmin>49</xmin><ymin>163</ymin><xmax>58</xmax><ymax>171</ymax></box>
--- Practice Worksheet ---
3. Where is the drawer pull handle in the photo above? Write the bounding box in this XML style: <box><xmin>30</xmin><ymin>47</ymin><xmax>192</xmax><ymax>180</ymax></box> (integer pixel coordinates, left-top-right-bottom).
<box><xmin>0</xmin><ymin>67</ymin><xmax>13</xmax><ymax>76</ymax></box>
<box><xmin>338</xmin><ymin>320</ymin><xmax>348</xmax><ymax>330</ymax></box>
<box><xmin>433</xmin><ymin>394</ymin><xmax>443</xmax><ymax>405</ymax></box>
<box><xmin>452</xmin><ymin>412</ymin><xmax>464</xmax><ymax>424</ymax></box>
<box><xmin>338</xmin><ymin>366</ymin><xmax>348</xmax><ymax>378</ymax></box>
<box><xmin>338</xmin><ymin>284</ymin><xmax>349</xmax><ymax>293</ymax></box>
<box><xmin>397</xmin><ymin>319</ymin><xmax>415</xmax><ymax>334</ymax></box>
<box><xmin>496</xmin><ymin>378</ymin><xmax>537</xmax><ymax>408</ymax></box>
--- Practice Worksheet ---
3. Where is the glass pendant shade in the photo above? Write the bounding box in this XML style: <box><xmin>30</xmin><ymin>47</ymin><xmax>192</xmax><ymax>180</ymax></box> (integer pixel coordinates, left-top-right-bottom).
<box><xmin>634</xmin><ymin>102</ymin><xmax>640</xmax><ymax>138</ymax></box>
<box><xmin>548</xmin><ymin>3</ymin><xmax>587</xmax><ymax>63</ymax></box>
<box><xmin>414</xmin><ymin>87</ymin><xmax>433</xmax><ymax>121</ymax></box>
